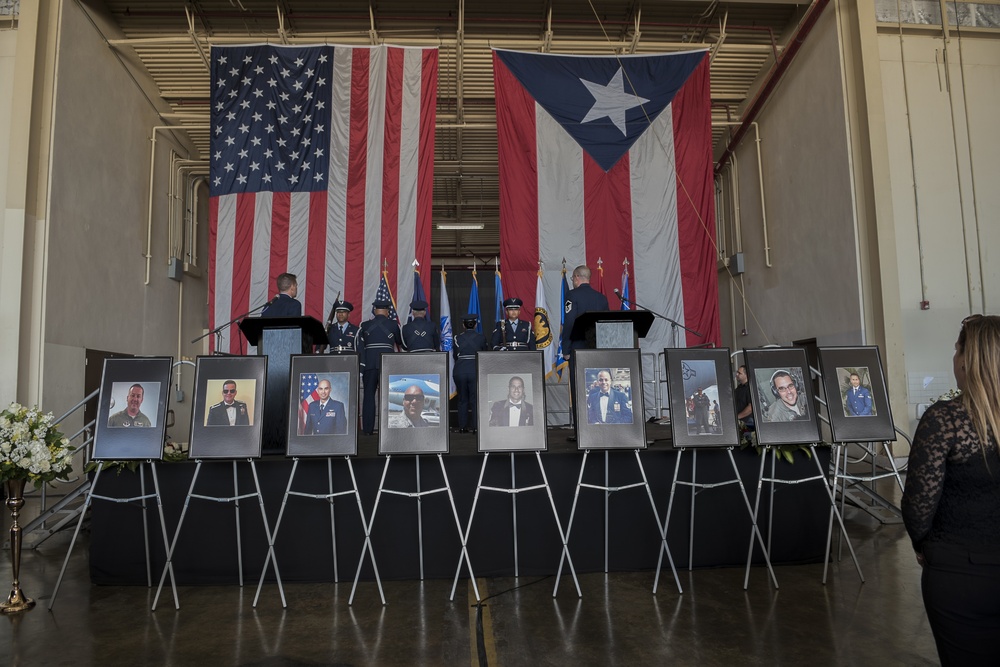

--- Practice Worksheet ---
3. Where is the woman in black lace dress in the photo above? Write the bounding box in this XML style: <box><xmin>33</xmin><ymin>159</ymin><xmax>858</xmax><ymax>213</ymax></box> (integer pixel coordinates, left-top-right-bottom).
<box><xmin>902</xmin><ymin>314</ymin><xmax>1000</xmax><ymax>666</ymax></box>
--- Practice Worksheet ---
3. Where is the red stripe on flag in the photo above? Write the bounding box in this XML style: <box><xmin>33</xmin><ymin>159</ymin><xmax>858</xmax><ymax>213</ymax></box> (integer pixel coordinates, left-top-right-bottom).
<box><xmin>305</xmin><ymin>191</ymin><xmax>328</xmax><ymax>319</ymax></box>
<box><xmin>381</xmin><ymin>48</ymin><xmax>403</xmax><ymax>299</ymax></box>
<box><xmin>269</xmin><ymin>191</ymin><xmax>291</xmax><ymax>303</ymax></box>
<box><xmin>345</xmin><ymin>50</ymin><xmax>370</xmax><ymax>325</ymax></box>
<box><xmin>494</xmin><ymin>53</ymin><xmax>540</xmax><ymax>315</ymax></box>
<box><xmin>582</xmin><ymin>153</ymin><xmax>633</xmax><ymax>306</ymax></box>
<box><xmin>672</xmin><ymin>57</ymin><xmax>720</xmax><ymax>346</ymax></box>
<box><xmin>415</xmin><ymin>49</ymin><xmax>438</xmax><ymax>297</ymax></box>
<box><xmin>232</xmin><ymin>192</ymin><xmax>257</xmax><ymax>354</ymax></box>
<box><xmin>207</xmin><ymin>197</ymin><xmax>219</xmax><ymax>353</ymax></box>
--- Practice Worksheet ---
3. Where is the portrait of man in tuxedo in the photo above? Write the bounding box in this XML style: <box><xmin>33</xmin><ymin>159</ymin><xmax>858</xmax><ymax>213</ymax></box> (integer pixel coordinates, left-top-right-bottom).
<box><xmin>488</xmin><ymin>375</ymin><xmax>534</xmax><ymax>427</ymax></box>
<box><xmin>586</xmin><ymin>369</ymin><xmax>633</xmax><ymax>425</ymax></box>
<box><xmin>206</xmin><ymin>380</ymin><xmax>252</xmax><ymax>426</ymax></box>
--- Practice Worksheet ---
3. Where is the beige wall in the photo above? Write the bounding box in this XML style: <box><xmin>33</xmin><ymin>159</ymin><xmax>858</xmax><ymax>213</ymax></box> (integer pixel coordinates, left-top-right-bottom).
<box><xmin>879</xmin><ymin>30</ymin><xmax>1000</xmax><ymax>426</ymax></box>
<box><xmin>719</xmin><ymin>8</ymin><xmax>863</xmax><ymax>348</ymax></box>
<box><xmin>37</xmin><ymin>1</ymin><xmax>206</xmax><ymax>437</ymax></box>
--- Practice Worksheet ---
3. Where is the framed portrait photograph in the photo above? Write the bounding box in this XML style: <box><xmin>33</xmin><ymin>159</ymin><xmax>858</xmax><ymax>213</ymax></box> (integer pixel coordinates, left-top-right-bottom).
<box><xmin>745</xmin><ymin>347</ymin><xmax>821</xmax><ymax>446</ymax></box>
<box><xmin>663</xmin><ymin>348</ymin><xmax>739</xmax><ymax>448</ymax></box>
<box><xmin>93</xmin><ymin>357</ymin><xmax>173</xmax><ymax>461</ymax></box>
<box><xmin>477</xmin><ymin>351</ymin><xmax>547</xmax><ymax>453</ymax></box>
<box><xmin>285</xmin><ymin>354</ymin><xmax>359</xmax><ymax>457</ymax></box>
<box><xmin>572</xmin><ymin>348</ymin><xmax>646</xmax><ymax>450</ymax></box>
<box><xmin>379</xmin><ymin>352</ymin><xmax>449</xmax><ymax>455</ymax></box>
<box><xmin>817</xmin><ymin>346</ymin><xmax>896</xmax><ymax>443</ymax></box>
<box><xmin>189</xmin><ymin>355</ymin><xmax>267</xmax><ymax>459</ymax></box>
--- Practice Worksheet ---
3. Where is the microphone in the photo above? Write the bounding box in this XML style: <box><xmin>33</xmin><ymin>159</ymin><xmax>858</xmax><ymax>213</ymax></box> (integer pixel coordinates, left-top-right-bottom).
<box><xmin>612</xmin><ymin>288</ymin><xmax>624</xmax><ymax>302</ymax></box>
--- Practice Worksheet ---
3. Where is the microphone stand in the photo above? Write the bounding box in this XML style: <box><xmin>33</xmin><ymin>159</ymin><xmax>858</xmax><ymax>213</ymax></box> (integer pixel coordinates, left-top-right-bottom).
<box><xmin>614</xmin><ymin>291</ymin><xmax>705</xmax><ymax>348</ymax></box>
<box><xmin>192</xmin><ymin>297</ymin><xmax>275</xmax><ymax>353</ymax></box>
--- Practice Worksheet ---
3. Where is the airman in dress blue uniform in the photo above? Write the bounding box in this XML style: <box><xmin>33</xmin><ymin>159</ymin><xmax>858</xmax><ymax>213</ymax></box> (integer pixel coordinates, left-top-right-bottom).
<box><xmin>261</xmin><ymin>273</ymin><xmax>303</xmax><ymax>317</ymax></box>
<box><xmin>402</xmin><ymin>299</ymin><xmax>440</xmax><ymax>352</ymax></box>
<box><xmin>356</xmin><ymin>299</ymin><xmax>401</xmax><ymax>434</ymax></box>
<box><xmin>491</xmin><ymin>298</ymin><xmax>537</xmax><ymax>351</ymax></box>
<box><xmin>561</xmin><ymin>266</ymin><xmax>610</xmax><ymax>438</ymax></box>
<box><xmin>327</xmin><ymin>300</ymin><xmax>359</xmax><ymax>352</ymax></box>
<box><xmin>452</xmin><ymin>313</ymin><xmax>488</xmax><ymax>432</ymax></box>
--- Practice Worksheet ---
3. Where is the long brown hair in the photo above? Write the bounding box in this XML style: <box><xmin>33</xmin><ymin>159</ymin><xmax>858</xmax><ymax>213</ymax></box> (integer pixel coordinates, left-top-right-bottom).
<box><xmin>957</xmin><ymin>315</ymin><xmax>1000</xmax><ymax>459</ymax></box>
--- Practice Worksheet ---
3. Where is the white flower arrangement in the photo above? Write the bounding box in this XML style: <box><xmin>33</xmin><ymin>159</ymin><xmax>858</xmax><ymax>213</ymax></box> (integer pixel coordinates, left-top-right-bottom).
<box><xmin>0</xmin><ymin>402</ymin><xmax>75</xmax><ymax>487</ymax></box>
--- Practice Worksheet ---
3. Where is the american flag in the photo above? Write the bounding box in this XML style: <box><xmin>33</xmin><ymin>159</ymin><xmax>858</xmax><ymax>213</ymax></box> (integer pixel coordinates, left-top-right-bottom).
<box><xmin>208</xmin><ymin>44</ymin><xmax>437</xmax><ymax>353</ymax></box>
<box><xmin>374</xmin><ymin>270</ymin><xmax>400</xmax><ymax>324</ymax></box>
<box><xmin>299</xmin><ymin>372</ymin><xmax>321</xmax><ymax>429</ymax></box>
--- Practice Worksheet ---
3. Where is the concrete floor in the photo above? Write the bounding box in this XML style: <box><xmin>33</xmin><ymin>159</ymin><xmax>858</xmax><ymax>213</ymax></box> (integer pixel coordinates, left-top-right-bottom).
<box><xmin>1</xmin><ymin>481</ymin><xmax>938</xmax><ymax>666</ymax></box>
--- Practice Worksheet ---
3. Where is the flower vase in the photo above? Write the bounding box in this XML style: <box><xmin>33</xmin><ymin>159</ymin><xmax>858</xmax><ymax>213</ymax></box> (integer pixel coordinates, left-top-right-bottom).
<box><xmin>0</xmin><ymin>478</ymin><xmax>35</xmax><ymax>614</ymax></box>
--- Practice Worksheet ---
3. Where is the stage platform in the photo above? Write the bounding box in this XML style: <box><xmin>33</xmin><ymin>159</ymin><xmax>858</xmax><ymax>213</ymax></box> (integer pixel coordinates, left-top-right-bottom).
<box><xmin>88</xmin><ymin>424</ymin><xmax>832</xmax><ymax>585</ymax></box>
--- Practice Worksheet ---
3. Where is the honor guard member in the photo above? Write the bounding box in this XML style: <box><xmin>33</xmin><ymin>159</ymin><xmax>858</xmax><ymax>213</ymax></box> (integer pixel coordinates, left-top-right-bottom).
<box><xmin>452</xmin><ymin>313</ymin><xmax>488</xmax><ymax>433</ymax></box>
<box><xmin>491</xmin><ymin>298</ymin><xmax>537</xmax><ymax>351</ymax></box>
<box><xmin>356</xmin><ymin>299</ymin><xmax>402</xmax><ymax>435</ymax></box>
<box><xmin>327</xmin><ymin>300</ymin><xmax>359</xmax><ymax>352</ymax></box>
<box><xmin>561</xmin><ymin>265</ymin><xmax>609</xmax><ymax>439</ymax></box>
<box><xmin>402</xmin><ymin>299</ymin><xmax>440</xmax><ymax>352</ymax></box>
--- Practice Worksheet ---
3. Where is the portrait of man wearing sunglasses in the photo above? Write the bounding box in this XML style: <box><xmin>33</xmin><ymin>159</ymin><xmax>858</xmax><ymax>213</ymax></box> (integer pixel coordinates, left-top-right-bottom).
<box><xmin>207</xmin><ymin>379</ymin><xmax>251</xmax><ymax>426</ymax></box>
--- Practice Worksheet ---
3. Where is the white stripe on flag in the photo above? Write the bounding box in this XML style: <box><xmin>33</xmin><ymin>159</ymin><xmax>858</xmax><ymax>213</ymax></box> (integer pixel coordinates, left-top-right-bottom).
<box><xmin>631</xmin><ymin>108</ymin><xmax>683</xmax><ymax>350</ymax></box>
<box><xmin>214</xmin><ymin>195</ymin><xmax>236</xmax><ymax>351</ymax></box>
<box><xmin>363</xmin><ymin>48</ymin><xmax>387</xmax><ymax>312</ymax></box>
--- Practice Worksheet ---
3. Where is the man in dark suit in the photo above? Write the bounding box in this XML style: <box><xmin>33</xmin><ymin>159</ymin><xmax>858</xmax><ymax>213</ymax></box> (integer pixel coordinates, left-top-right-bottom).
<box><xmin>491</xmin><ymin>298</ymin><xmax>536</xmax><ymax>351</ymax></box>
<box><xmin>587</xmin><ymin>370</ymin><xmax>632</xmax><ymax>424</ymax></box>
<box><xmin>261</xmin><ymin>272</ymin><xmax>302</xmax><ymax>317</ymax></box>
<box><xmin>356</xmin><ymin>299</ymin><xmax>402</xmax><ymax>434</ymax></box>
<box><xmin>327</xmin><ymin>300</ymin><xmax>358</xmax><ymax>352</ymax></box>
<box><xmin>452</xmin><ymin>313</ymin><xmax>487</xmax><ymax>433</ymax></box>
<box><xmin>489</xmin><ymin>376</ymin><xmax>534</xmax><ymax>427</ymax></box>
<box><xmin>561</xmin><ymin>265</ymin><xmax>610</xmax><ymax>436</ymax></box>
<box><xmin>207</xmin><ymin>380</ymin><xmax>251</xmax><ymax>426</ymax></box>
<box><xmin>402</xmin><ymin>299</ymin><xmax>440</xmax><ymax>351</ymax></box>
<box><xmin>303</xmin><ymin>379</ymin><xmax>347</xmax><ymax>435</ymax></box>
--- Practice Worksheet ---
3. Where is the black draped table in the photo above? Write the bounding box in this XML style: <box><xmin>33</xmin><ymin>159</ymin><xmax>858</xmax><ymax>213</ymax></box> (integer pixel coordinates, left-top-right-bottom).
<box><xmin>89</xmin><ymin>426</ymin><xmax>832</xmax><ymax>585</ymax></box>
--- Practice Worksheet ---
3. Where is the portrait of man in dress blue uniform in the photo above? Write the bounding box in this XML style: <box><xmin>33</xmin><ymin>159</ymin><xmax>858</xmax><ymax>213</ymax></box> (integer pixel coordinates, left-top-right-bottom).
<box><xmin>302</xmin><ymin>377</ymin><xmax>348</xmax><ymax>435</ymax></box>
<box><xmin>840</xmin><ymin>368</ymin><xmax>876</xmax><ymax>417</ymax></box>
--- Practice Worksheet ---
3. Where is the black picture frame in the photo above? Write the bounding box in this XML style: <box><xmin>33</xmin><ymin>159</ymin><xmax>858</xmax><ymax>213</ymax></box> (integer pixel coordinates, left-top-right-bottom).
<box><xmin>664</xmin><ymin>347</ymin><xmax>739</xmax><ymax>448</ymax></box>
<box><xmin>285</xmin><ymin>354</ymin><xmax>360</xmax><ymax>457</ymax></box>
<box><xmin>745</xmin><ymin>347</ymin><xmax>821</xmax><ymax>446</ymax></box>
<box><xmin>93</xmin><ymin>357</ymin><xmax>173</xmax><ymax>461</ymax></box>
<box><xmin>572</xmin><ymin>348</ymin><xmax>645</xmax><ymax>450</ymax></box>
<box><xmin>477</xmin><ymin>351</ymin><xmax>548</xmax><ymax>453</ymax></box>
<box><xmin>379</xmin><ymin>352</ymin><xmax>449</xmax><ymax>455</ymax></box>
<box><xmin>817</xmin><ymin>346</ymin><xmax>896</xmax><ymax>443</ymax></box>
<box><xmin>189</xmin><ymin>355</ymin><xmax>268</xmax><ymax>459</ymax></box>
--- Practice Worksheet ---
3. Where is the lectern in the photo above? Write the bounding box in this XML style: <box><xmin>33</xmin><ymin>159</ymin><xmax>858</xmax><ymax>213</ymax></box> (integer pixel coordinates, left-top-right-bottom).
<box><xmin>239</xmin><ymin>316</ymin><xmax>328</xmax><ymax>454</ymax></box>
<box><xmin>569</xmin><ymin>310</ymin><xmax>655</xmax><ymax>350</ymax></box>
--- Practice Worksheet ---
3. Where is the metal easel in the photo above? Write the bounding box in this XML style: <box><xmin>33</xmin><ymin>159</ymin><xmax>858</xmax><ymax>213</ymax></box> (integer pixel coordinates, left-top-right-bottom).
<box><xmin>254</xmin><ymin>456</ymin><xmax>368</xmax><ymax>606</ymax></box>
<box><xmin>49</xmin><ymin>461</ymin><xmax>173</xmax><ymax>609</ymax></box>
<box><xmin>554</xmin><ymin>448</ymin><xmax>679</xmax><ymax>596</ymax></box>
<box><xmin>350</xmin><ymin>454</ymin><xmax>470</xmax><ymax>604</ymax></box>
<box><xmin>152</xmin><ymin>459</ymin><xmax>283</xmax><ymax>610</ymax></box>
<box><xmin>658</xmin><ymin>448</ymin><xmax>777</xmax><ymax>593</ymax></box>
<box><xmin>746</xmin><ymin>444</ymin><xmax>865</xmax><ymax>588</ymax></box>
<box><xmin>449</xmin><ymin>451</ymin><xmax>579</xmax><ymax>600</ymax></box>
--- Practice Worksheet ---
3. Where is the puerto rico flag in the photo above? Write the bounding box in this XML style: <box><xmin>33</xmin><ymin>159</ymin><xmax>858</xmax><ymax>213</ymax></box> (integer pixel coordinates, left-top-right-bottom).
<box><xmin>208</xmin><ymin>44</ymin><xmax>437</xmax><ymax>353</ymax></box>
<box><xmin>493</xmin><ymin>49</ymin><xmax>719</xmax><ymax>361</ymax></box>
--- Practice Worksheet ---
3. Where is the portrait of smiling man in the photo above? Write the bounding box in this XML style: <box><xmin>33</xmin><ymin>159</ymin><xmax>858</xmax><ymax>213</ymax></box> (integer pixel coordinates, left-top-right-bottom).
<box><xmin>388</xmin><ymin>384</ymin><xmax>431</xmax><ymax>428</ymax></box>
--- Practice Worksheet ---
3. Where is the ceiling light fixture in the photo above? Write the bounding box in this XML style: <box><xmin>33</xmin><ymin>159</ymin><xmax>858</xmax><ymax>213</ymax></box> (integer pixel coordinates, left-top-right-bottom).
<box><xmin>436</xmin><ymin>223</ymin><xmax>485</xmax><ymax>230</ymax></box>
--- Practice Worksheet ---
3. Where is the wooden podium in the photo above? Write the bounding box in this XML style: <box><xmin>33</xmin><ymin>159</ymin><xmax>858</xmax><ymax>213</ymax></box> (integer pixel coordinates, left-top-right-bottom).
<box><xmin>239</xmin><ymin>316</ymin><xmax>328</xmax><ymax>455</ymax></box>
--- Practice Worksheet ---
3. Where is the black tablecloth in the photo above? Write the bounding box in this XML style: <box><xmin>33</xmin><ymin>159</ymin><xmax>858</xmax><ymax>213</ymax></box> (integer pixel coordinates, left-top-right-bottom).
<box><xmin>89</xmin><ymin>429</ymin><xmax>832</xmax><ymax>585</ymax></box>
